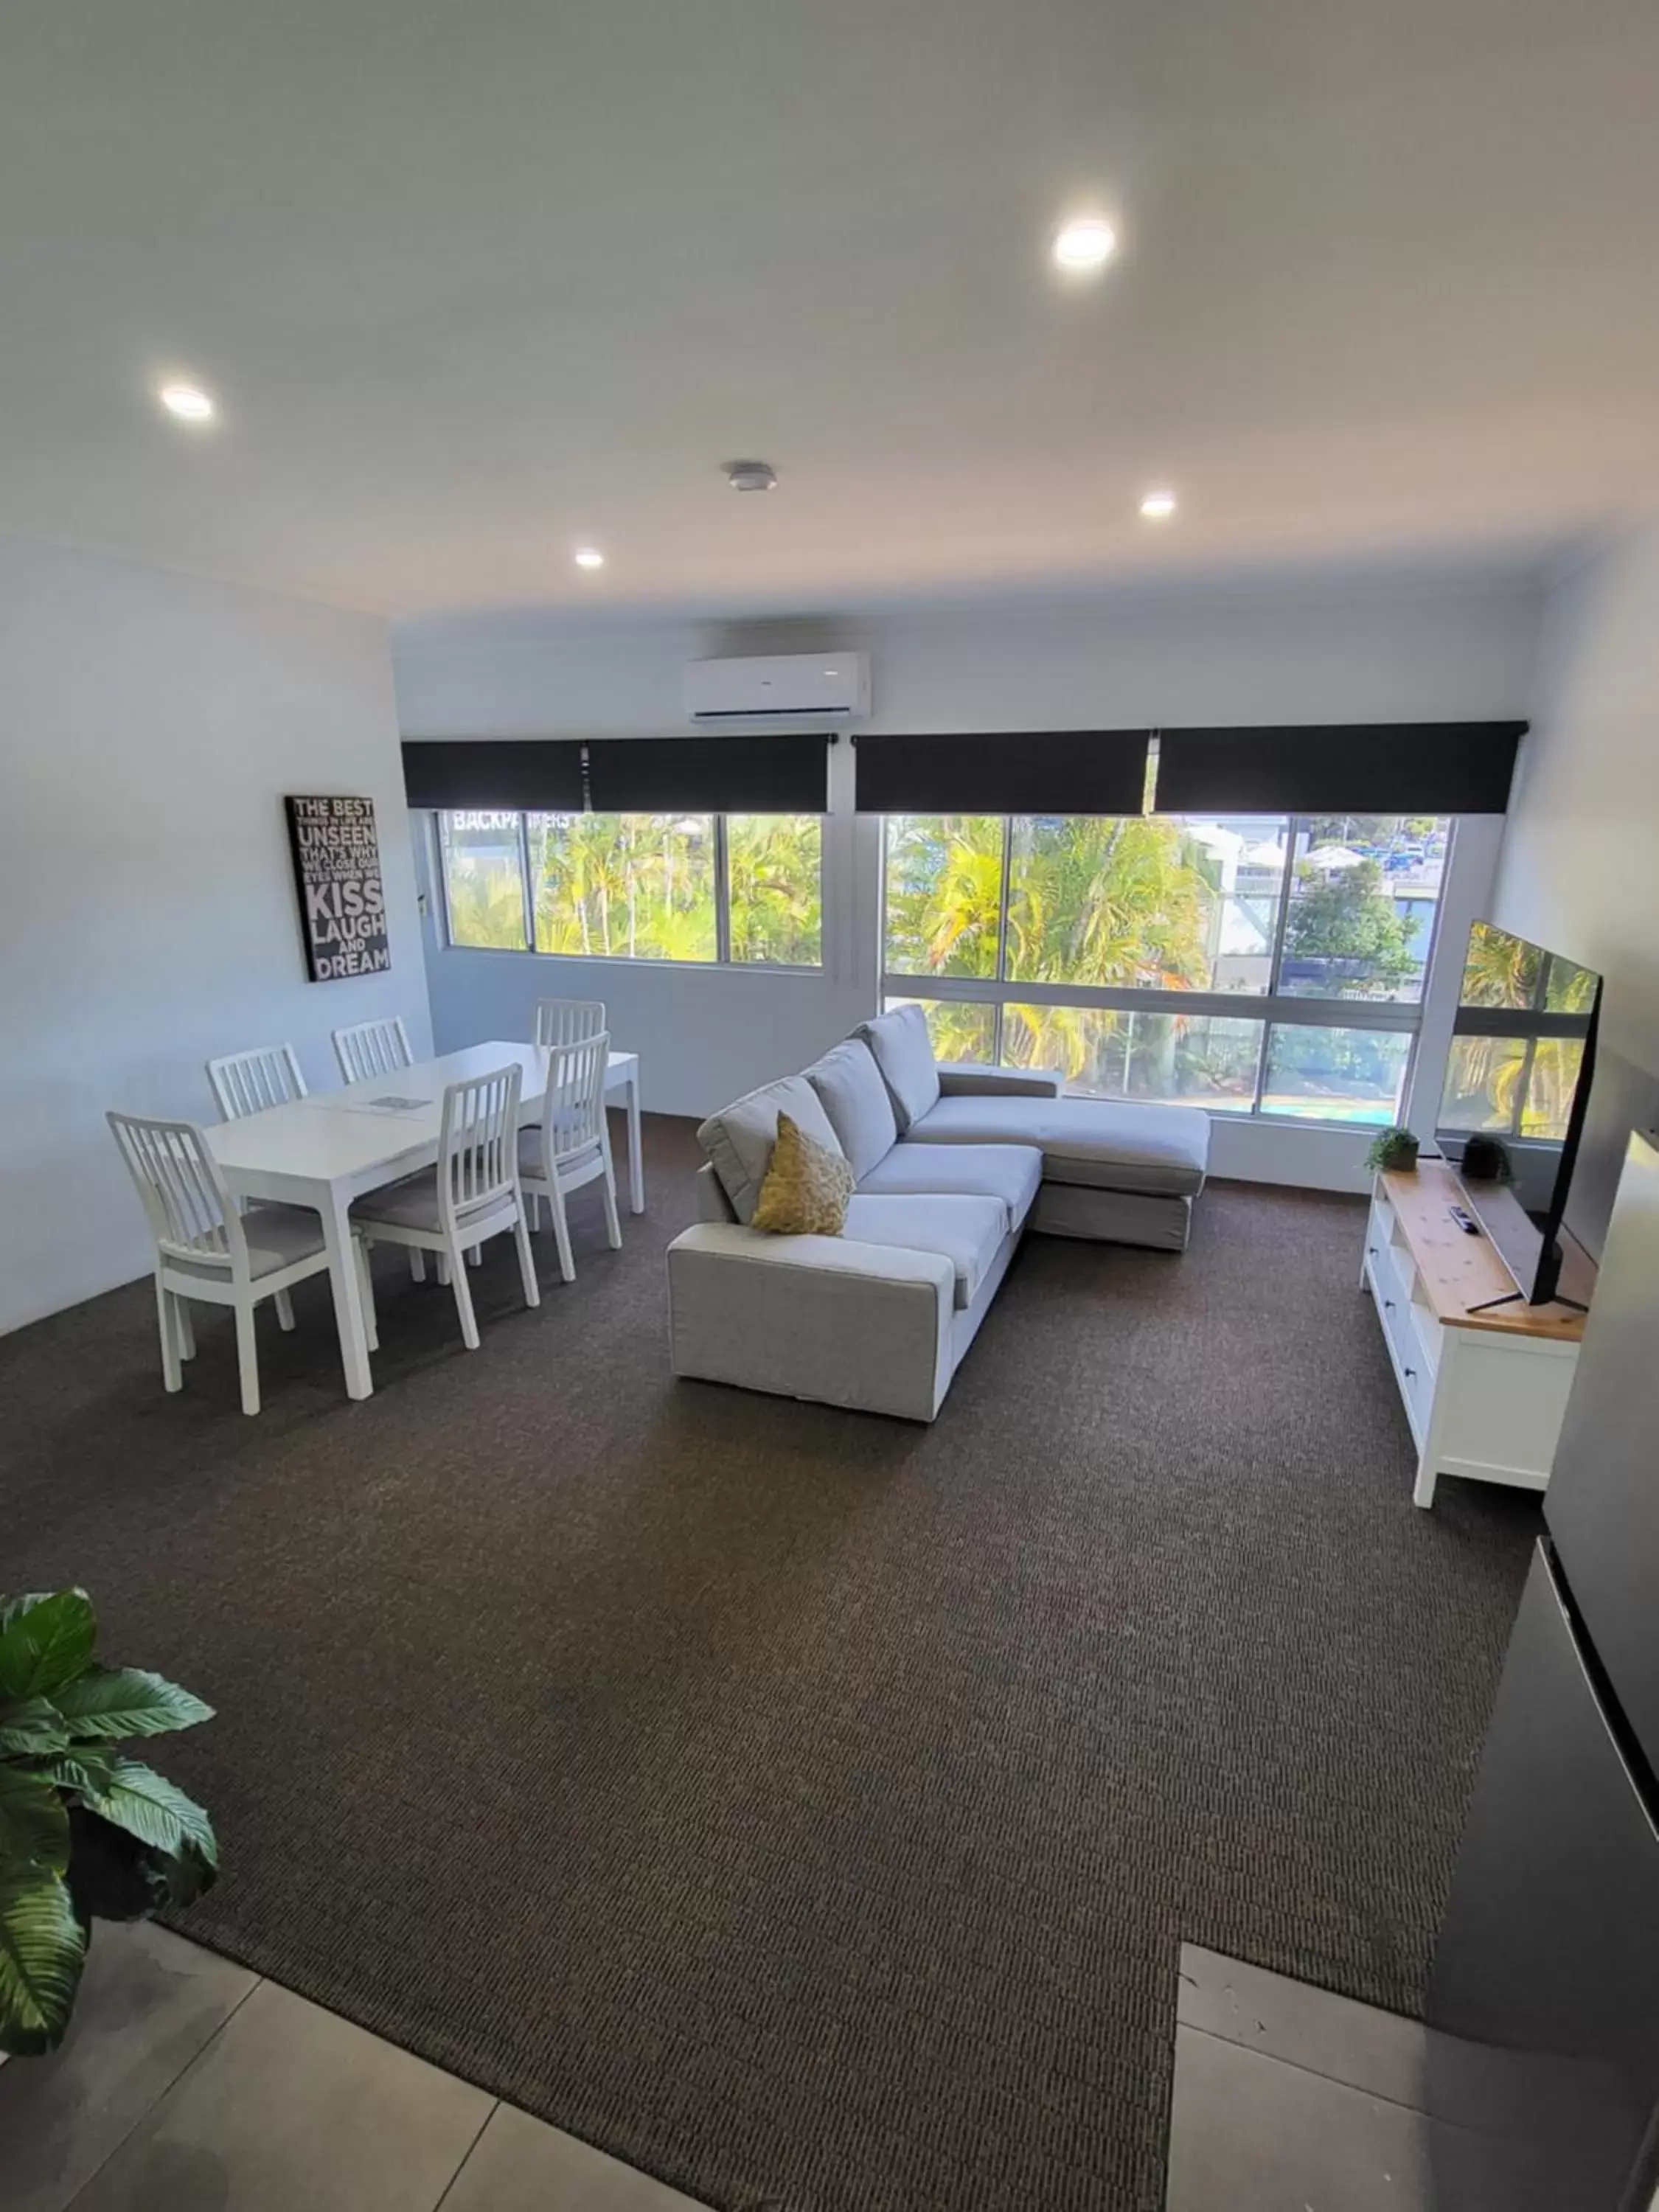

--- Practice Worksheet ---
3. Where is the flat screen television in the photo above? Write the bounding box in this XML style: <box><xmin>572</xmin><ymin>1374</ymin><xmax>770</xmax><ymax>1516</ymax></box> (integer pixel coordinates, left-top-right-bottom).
<box><xmin>1435</xmin><ymin>920</ymin><xmax>1604</xmax><ymax>1307</ymax></box>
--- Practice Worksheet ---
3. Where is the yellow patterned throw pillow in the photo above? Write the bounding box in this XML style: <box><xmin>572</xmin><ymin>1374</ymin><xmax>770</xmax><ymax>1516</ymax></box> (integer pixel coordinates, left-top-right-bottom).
<box><xmin>752</xmin><ymin>1112</ymin><xmax>855</xmax><ymax>1235</ymax></box>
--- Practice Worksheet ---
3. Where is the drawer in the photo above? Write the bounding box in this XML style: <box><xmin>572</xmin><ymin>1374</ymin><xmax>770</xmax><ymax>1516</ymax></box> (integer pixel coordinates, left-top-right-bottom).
<box><xmin>1368</xmin><ymin>1245</ymin><xmax>1433</xmax><ymax>1443</ymax></box>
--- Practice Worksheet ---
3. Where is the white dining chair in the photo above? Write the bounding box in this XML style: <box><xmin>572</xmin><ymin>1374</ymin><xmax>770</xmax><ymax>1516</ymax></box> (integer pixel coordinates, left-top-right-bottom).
<box><xmin>330</xmin><ymin>1016</ymin><xmax>431</xmax><ymax>1281</ymax></box>
<box><xmin>520</xmin><ymin>1032</ymin><xmax>622</xmax><ymax>1283</ymax></box>
<box><xmin>350</xmin><ymin>1065</ymin><xmax>538</xmax><ymax>1349</ymax></box>
<box><xmin>206</xmin><ymin>1043</ymin><xmax>308</xmax><ymax>1121</ymax></box>
<box><xmin>333</xmin><ymin>1016</ymin><xmax>414</xmax><ymax>1086</ymax></box>
<box><xmin>532</xmin><ymin>998</ymin><xmax>607</xmax><ymax>1051</ymax></box>
<box><xmin>107</xmin><ymin>1110</ymin><xmax>377</xmax><ymax>1416</ymax></box>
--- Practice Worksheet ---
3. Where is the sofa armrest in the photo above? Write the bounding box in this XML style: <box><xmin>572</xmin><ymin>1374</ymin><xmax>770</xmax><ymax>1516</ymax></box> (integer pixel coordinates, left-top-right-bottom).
<box><xmin>666</xmin><ymin>1224</ymin><xmax>955</xmax><ymax>1422</ymax></box>
<box><xmin>936</xmin><ymin>1060</ymin><xmax>1065</xmax><ymax>1099</ymax></box>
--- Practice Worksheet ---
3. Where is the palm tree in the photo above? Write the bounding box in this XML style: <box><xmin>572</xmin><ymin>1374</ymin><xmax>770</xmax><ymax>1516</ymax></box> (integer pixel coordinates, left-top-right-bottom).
<box><xmin>445</xmin><ymin>862</ymin><xmax>526</xmax><ymax>950</ymax></box>
<box><xmin>727</xmin><ymin>815</ymin><xmax>821</xmax><ymax>964</ymax></box>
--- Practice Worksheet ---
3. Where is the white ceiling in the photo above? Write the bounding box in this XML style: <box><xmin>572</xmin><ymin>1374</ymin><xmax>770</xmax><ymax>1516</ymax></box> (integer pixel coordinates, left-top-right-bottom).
<box><xmin>4</xmin><ymin>0</ymin><xmax>1657</xmax><ymax>621</ymax></box>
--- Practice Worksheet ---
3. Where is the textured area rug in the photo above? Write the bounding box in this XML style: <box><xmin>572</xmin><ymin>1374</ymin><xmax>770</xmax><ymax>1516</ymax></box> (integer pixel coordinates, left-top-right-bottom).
<box><xmin>2</xmin><ymin>1119</ymin><xmax>1539</xmax><ymax>2211</ymax></box>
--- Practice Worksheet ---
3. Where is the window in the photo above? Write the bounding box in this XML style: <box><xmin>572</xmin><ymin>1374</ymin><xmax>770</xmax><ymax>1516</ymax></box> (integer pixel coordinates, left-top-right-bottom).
<box><xmin>439</xmin><ymin>812</ymin><xmax>529</xmax><ymax>951</ymax></box>
<box><xmin>883</xmin><ymin>813</ymin><xmax>1453</xmax><ymax>1127</ymax></box>
<box><xmin>529</xmin><ymin>813</ymin><xmax>717</xmax><ymax>962</ymax></box>
<box><xmin>437</xmin><ymin>811</ymin><xmax>821</xmax><ymax>968</ymax></box>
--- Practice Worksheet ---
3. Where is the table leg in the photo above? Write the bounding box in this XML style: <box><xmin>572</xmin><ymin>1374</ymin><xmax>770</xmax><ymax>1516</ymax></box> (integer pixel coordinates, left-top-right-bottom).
<box><xmin>320</xmin><ymin>1186</ymin><xmax>375</xmax><ymax>1400</ymax></box>
<box><xmin>626</xmin><ymin>1071</ymin><xmax>645</xmax><ymax>1214</ymax></box>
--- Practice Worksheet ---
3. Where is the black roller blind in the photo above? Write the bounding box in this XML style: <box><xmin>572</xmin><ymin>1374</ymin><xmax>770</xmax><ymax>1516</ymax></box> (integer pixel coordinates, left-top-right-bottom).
<box><xmin>1154</xmin><ymin>723</ymin><xmax>1526</xmax><ymax>815</ymax></box>
<box><xmin>854</xmin><ymin>729</ymin><xmax>1150</xmax><ymax>814</ymax></box>
<box><xmin>584</xmin><ymin>734</ymin><xmax>829</xmax><ymax>813</ymax></box>
<box><xmin>400</xmin><ymin>740</ymin><xmax>584</xmax><ymax>811</ymax></box>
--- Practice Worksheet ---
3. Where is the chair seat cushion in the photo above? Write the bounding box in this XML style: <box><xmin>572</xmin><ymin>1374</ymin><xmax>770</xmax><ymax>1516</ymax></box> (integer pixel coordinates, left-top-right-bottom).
<box><xmin>855</xmin><ymin>1141</ymin><xmax>1042</xmax><ymax>1231</ymax></box>
<box><xmin>841</xmin><ymin>1192</ymin><xmax>1006</xmax><ymax>1310</ymax></box>
<box><xmin>170</xmin><ymin>1204</ymin><xmax>328</xmax><ymax>1281</ymax></box>
<box><xmin>905</xmin><ymin>1095</ymin><xmax>1211</xmax><ymax>1197</ymax></box>
<box><xmin>352</xmin><ymin>1170</ymin><xmax>446</xmax><ymax>1233</ymax></box>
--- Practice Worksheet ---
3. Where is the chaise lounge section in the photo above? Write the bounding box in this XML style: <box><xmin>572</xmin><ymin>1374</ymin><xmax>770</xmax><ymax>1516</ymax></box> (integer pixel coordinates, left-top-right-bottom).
<box><xmin>667</xmin><ymin>1005</ymin><xmax>1211</xmax><ymax>1422</ymax></box>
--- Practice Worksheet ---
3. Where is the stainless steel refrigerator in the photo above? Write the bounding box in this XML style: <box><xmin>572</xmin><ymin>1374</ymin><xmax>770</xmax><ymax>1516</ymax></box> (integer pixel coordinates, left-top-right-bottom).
<box><xmin>1427</xmin><ymin>1130</ymin><xmax>1659</xmax><ymax>2211</ymax></box>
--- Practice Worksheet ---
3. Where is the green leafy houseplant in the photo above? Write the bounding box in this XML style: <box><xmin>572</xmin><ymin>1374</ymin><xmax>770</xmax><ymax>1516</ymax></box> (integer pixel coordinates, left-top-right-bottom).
<box><xmin>0</xmin><ymin>1589</ymin><xmax>216</xmax><ymax>2055</ymax></box>
<box><xmin>1363</xmin><ymin>1124</ymin><xmax>1420</xmax><ymax>1173</ymax></box>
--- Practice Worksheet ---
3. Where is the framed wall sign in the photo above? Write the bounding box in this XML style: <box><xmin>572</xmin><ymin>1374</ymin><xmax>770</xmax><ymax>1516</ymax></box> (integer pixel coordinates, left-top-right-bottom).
<box><xmin>285</xmin><ymin>795</ymin><xmax>392</xmax><ymax>981</ymax></box>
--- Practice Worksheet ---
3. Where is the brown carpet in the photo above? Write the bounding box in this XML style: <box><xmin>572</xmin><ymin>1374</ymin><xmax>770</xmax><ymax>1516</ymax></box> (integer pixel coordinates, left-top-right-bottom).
<box><xmin>1</xmin><ymin>1116</ymin><xmax>1540</xmax><ymax>2212</ymax></box>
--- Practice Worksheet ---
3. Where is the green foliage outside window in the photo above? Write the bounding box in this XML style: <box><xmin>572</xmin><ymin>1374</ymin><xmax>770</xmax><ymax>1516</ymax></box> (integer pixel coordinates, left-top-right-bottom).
<box><xmin>439</xmin><ymin>810</ymin><xmax>822</xmax><ymax>966</ymax></box>
<box><xmin>531</xmin><ymin>813</ymin><xmax>717</xmax><ymax>962</ymax></box>
<box><xmin>726</xmin><ymin>815</ymin><xmax>822</xmax><ymax>966</ymax></box>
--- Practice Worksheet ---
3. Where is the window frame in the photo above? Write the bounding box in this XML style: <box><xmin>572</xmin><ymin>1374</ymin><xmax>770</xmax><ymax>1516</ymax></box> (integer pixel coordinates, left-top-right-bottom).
<box><xmin>434</xmin><ymin>807</ymin><xmax>825</xmax><ymax>974</ymax></box>
<box><xmin>879</xmin><ymin>812</ymin><xmax>1457</xmax><ymax>1127</ymax></box>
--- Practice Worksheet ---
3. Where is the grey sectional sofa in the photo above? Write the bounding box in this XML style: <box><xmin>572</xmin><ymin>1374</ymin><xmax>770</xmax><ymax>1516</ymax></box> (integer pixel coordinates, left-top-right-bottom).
<box><xmin>667</xmin><ymin>1004</ymin><xmax>1210</xmax><ymax>1422</ymax></box>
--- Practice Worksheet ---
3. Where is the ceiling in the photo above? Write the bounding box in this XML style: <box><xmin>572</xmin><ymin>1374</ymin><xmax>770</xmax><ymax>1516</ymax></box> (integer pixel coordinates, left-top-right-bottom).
<box><xmin>4</xmin><ymin>0</ymin><xmax>1657</xmax><ymax>621</ymax></box>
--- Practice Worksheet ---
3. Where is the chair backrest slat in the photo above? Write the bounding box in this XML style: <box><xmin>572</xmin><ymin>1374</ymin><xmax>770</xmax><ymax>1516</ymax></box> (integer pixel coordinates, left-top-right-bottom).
<box><xmin>437</xmin><ymin>1065</ymin><xmax>522</xmax><ymax>1221</ymax></box>
<box><xmin>538</xmin><ymin>1032</ymin><xmax>610</xmax><ymax>1167</ymax></box>
<box><xmin>333</xmin><ymin>1017</ymin><xmax>414</xmax><ymax>1085</ymax></box>
<box><xmin>207</xmin><ymin>1044</ymin><xmax>307</xmax><ymax>1120</ymax></box>
<box><xmin>532</xmin><ymin>998</ymin><xmax>607</xmax><ymax>1051</ymax></box>
<box><xmin>108</xmin><ymin>1111</ymin><xmax>248</xmax><ymax>1273</ymax></box>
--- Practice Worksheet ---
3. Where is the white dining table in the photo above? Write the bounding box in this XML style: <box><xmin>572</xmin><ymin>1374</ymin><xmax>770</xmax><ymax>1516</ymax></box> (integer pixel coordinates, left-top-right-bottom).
<box><xmin>205</xmin><ymin>1042</ymin><xmax>643</xmax><ymax>1402</ymax></box>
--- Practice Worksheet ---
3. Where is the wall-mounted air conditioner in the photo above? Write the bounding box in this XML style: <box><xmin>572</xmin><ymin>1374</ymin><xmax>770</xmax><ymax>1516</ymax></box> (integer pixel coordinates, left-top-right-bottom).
<box><xmin>684</xmin><ymin>651</ymin><xmax>870</xmax><ymax>722</ymax></box>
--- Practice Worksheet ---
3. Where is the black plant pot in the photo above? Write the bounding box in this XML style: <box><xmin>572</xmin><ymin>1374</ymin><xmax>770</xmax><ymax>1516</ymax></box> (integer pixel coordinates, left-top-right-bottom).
<box><xmin>66</xmin><ymin>1808</ymin><xmax>160</xmax><ymax>1927</ymax></box>
<box><xmin>1461</xmin><ymin>1133</ymin><xmax>1514</xmax><ymax>1184</ymax></box>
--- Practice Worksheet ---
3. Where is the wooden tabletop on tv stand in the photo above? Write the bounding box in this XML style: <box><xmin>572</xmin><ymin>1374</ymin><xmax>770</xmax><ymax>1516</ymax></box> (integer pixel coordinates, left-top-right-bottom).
<box><xmin>1380</xmin><ymin>1158</ymin><xmax>1594</xmax><ymax>1340</ymax></box>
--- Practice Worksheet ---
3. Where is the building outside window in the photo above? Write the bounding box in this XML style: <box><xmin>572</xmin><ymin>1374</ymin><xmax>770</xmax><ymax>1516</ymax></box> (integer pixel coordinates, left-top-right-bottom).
<box><xmin>883</xmin><ymin>812</ymin><xmax>1453</xmax><ymax>1126</ymax></box>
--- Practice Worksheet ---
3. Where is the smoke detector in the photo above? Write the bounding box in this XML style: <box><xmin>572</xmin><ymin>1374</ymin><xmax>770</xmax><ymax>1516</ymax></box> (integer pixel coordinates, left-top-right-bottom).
<box><xmin>723</xmin><ymin>459</ymin><xmax>778</xmax><ymax>493</ymax></box>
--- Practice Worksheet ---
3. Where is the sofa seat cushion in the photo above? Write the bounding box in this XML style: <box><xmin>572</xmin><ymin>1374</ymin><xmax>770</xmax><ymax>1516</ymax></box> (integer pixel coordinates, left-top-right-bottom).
<box><xmin>854</xmin><ymin>1004</ymin><xmax>941</xmax><ymax>1133</ymax></box>
<box><xmin>697</xmin><ymin>1073</ymin><xmax>846</xmax><ymax>1225</ymax></box>
<box><xmin>841</xmin><ymin>1192</ymin><xmax>1006</xmax><ymax>1310</ymax></box>
<box><xmin>855</xmin><ymin>1141</ymin><xmax>1042</xmax><ymax>1232</ymax></box>
<box><xmin>905</xmin><ymin>1095</ymin><xmax>1210</xmax><ymax>1198</ymax></box>
<box><xmin>803</xmin><ymin>1038</ymin><xmax>898</xmax><ymax>1180</ymax></box>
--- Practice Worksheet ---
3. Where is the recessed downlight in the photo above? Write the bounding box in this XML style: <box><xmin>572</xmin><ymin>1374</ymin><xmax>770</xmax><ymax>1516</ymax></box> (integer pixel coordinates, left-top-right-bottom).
<box><xmin>1051</xmin><ymin>216</ymin><xmax>1118</xmax><ymax>272</ymax></box>
<box><xmin>1138</xmin><ymin>489</ymin><xmax>1178</xmax><ymax>521</ymax></box>
<box><xmin>723</xmin><ymin>459</ymin><xmax>778</xmax><ymax>493</ymax></box>
<box><xmin>573</xmin><ymin>547</ymin><xmax>606</xmax><ymax>570</ymax></box>
<box><xmin>158</xmin><ymin>380</ymin><xmax>216</xmax><ymax>423</ymax></box>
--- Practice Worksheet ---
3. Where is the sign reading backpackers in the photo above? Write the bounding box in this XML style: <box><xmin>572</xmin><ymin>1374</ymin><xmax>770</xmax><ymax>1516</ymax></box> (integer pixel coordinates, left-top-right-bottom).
<box><xmin>285</xmin><ymin>795</ymin><xmax>392</xmax><ymax>981</ymax></box>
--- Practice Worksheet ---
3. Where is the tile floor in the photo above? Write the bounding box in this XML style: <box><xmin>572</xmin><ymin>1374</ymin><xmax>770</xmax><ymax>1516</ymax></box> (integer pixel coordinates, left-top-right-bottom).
<box><xmin>1164</xmin><ymin>1944</ymin><xmax>1581</xmax><ymax>2212</ymax></box>
<box><xmin>0</xmin><ymin>1922</ymin><xmax>708</xmax><ymax>2212</ymax></box>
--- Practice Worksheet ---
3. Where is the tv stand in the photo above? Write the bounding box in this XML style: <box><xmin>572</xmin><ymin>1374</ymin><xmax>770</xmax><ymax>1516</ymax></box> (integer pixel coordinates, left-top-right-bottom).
<box><xmin>1360</xmin><ymin>1160</ymin><xmax>1595</xmax><ymax>1509</ymax></box>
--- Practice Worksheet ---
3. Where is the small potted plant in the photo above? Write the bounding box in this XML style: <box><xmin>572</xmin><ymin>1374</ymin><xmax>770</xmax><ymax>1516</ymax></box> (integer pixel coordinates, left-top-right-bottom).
<box><xmin>1364</xmin><ymin>1124</ymin><xmax>1420</xmax><ymax>1174</ymax></box>
<box><xmin>0</xmin><ymin>1588</ymin><xmax>217</xmax><ymax>2054</ymax></box>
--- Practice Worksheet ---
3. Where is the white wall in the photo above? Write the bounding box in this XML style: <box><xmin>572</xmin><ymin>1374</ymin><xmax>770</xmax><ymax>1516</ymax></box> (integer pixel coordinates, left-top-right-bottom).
<box><xmin>0</xmin><ymin>535</ymin><xmax>428</xmax><ymax>1332</ymax></box>
<box><xmin>1487</xmin><ymin>528</ymin><xmax>1659</xmax><ymax>1246</ymax></box>
<box><xmin>1492</xmin><ymin>529</ymin><xmax>1659</xmax><ymax>1071</ymax></box>
<box><xmin>395</xmin><ymin>573</ymin><xmax>1540</xmax><ymax>1180</ymax></box>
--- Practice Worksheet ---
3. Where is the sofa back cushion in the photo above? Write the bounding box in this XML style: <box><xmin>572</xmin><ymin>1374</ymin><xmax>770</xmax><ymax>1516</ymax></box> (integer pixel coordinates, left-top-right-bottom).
<box><xmin>697</xmin><ymin>1073</ymin><xmax>846</xmax><ymax>1225</ymax></box>
<box><xmin>855</xmin><ymin>1003</ymin><xmax>941</xmax><ymax>1133</ymax></box>
<box><xmin>803</xmin><ymin>1039</ymin><xmax>899</xmax><ymax>1180</ymax></box>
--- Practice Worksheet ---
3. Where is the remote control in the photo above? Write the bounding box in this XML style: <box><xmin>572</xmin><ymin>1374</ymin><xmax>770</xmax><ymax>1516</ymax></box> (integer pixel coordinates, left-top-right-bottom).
<box><xmin>1450</xmin><ymin>1205</ymin><xmax>1481</xmax><ymax>1236</ymax></box>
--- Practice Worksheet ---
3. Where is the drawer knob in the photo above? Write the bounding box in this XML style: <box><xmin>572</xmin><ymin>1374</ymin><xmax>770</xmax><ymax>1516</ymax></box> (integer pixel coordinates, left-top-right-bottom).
<box><xmin>1384</xmin><ymin>1298</ymin><xmax>1396</xmax><ymax>1310</ymax></box>
<box><xmin>1404</xmin><ymin>1366</ymin><xmax>1417</xmax><ymax>1380</ymax></box>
